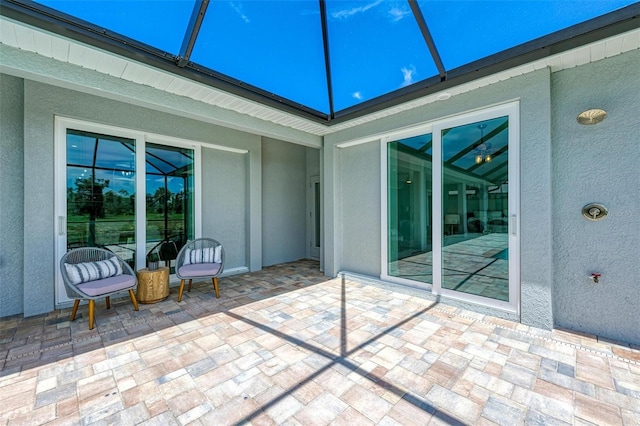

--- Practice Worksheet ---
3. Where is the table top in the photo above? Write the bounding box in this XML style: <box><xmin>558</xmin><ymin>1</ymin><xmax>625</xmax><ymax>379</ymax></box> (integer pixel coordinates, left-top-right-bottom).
<box><xmin>137</xmin><ymin>266</ymin><xmax>169</xmax><ymax>274</ymax></box>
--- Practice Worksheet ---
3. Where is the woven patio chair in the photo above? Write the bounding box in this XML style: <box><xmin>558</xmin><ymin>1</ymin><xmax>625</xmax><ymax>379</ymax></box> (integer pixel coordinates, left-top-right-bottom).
<box><xmin>175</xmin><ymin>238</ymin><xmax>225</xmax><ymax>302</ymax></box>
<box><xmin>60</xmin><ymin>247</ymin><xmax>139</xmax><ymax>329</ymax></box>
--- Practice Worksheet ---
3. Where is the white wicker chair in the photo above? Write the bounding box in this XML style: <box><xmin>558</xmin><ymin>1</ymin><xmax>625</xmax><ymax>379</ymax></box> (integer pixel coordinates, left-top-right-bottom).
<box><xmin>60</xmin><ymin>247</ymin><xmax>139</xmax><ymax>329</ymax></box>
<box><xmin>175</xmin><ymin>238</ymin><xmax>225</xmax><ymax>302</ymax></box>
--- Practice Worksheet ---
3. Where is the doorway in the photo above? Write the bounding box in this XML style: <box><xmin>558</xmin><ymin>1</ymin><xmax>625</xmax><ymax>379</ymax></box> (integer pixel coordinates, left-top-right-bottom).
<box><xmin>55</xmin><ymin>118</ymin><xmax>199</xmax><ymax>305</ymax></box>
<box><xmin>383</xmin><ymin>102</ymin><xmax>520</xmax><ymax>313</ymax></box>
<box><xmin>308</xmin><ymin>175</ymin><xmax>321</xmax><ymax>261</ymax></box>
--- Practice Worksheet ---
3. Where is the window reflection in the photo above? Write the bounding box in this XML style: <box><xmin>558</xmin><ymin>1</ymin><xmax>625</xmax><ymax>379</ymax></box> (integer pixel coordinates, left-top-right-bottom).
<box><xmin>145</xmin><ymin>143</ymin><xmax>195</xmax><ymax>273</ymax></box>
<box><xmin>65</xmin><ymin>132</ymin><xmax>196</xmax><ymax>272</ymax></box>
<box><xmin>441</xmin><ymin>117</ymin><xmax>509</xmax><ymax>301</ymax></box>
<box><xmin>387</xmin><ymin>133</ymin><xmax>433</xmax><ymax>284</ymax></box>
<box><xmin>386</xmin><ymin>116</ymin><xmax>510</xmax><ymax>301</ymax></box>
<box><xmin>66</xmin><ymin>130</ymin><xmax>136</xmax><ymax>267</ymax></box>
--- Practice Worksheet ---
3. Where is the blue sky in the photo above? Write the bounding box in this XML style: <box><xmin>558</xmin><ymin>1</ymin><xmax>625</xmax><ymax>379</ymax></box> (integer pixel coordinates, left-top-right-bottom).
<box><xmin>38</xmin><ymin>0</ymin><xmax>637</xmax><ymax>114</ymax></box>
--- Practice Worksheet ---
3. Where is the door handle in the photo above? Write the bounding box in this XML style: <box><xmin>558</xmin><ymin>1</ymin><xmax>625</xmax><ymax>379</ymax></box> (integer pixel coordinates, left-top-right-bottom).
<box><xmin>58</xmin><ymin>216</ymin><xmax>66</xmax><ymax>235</ymax></box>
<box><xmin>510</xmin><ymin>215</ymin><xmax>517</xmax><ymax>236</ymax></box>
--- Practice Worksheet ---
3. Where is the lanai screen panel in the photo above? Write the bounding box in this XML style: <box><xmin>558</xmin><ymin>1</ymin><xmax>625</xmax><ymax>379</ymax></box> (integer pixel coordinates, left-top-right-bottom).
<box><xmin>35</xmin><ymin>0</ymin><xmax>194</xmax><ymax>53</ymax></box>
<box><xmin>420</xmin><ymin>0</ymin><xmax>637</xmax><ymax>70</ymax></box>
<box><xmin>191</xmin><ymin>0</ymin><xmax>330</xmax><ymax>113</ymax></box>
<box><xmin>31</xmin><ymin>0</ymin><xmax>639</xmax><ymax>117</ymax></box>
<box><xmin>325</xmin><ymin>0</ymin><xmax>439</xmax><ymax>111</ymax></box>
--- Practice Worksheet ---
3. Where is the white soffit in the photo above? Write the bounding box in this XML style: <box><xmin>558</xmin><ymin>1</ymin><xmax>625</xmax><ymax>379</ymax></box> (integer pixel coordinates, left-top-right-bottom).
<box><xmin>1</xmin><ymin>16</ymin><xmax>639</xmax><ymax>137</ymax></box>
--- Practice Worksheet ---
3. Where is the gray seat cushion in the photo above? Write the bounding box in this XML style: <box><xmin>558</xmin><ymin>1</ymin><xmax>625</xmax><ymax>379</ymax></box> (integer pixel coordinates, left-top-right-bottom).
<box><xmin>178</xmin><ymin>263</ymin><xmax>222</xmax><ymax>278</ymax></box>
<box><xmin>76</xmin><ymin>274</ymin><xmax>136</xmax><ymax>297</ymax></box>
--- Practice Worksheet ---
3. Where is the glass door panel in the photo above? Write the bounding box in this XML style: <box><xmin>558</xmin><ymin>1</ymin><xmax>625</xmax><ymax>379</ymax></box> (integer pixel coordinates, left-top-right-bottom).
<box><xmin>145</xmin><ymin>143</ymin><xmax>195</xmax><ymax>273</ymax></box>
<box><xmin>66</xmin><ymin>130</ymin><xmax>136</xmax><ymax>267</ymax></box>
<box><xmin>310</xmin><ymin>178</ymin><xmax>321</xmax><ymax>260</ymax></box>
<box><xmin>314</xmin><ymin>182</ymin><xmax>320</xmax><ymax>250</ymax></box>
<box><xmin>387</xmin><ymin>134</ymin><xmax>433</xmax><ymax>284</ymax></box>
<box><xmin>441</xmin><ymin>117</ymin><xmax>509</xmax><ymax>301</ymax></box>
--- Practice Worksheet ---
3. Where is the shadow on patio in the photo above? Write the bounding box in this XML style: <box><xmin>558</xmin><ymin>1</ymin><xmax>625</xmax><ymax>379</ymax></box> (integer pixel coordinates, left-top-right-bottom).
<box><xmin>1</xmin><ymin>260</ymin><xmax>328</xmax><ymax>374</ymax></box>
<box><xmin>1</xmin><ymin>260</ymin><xmax>639</xmax><ymax>425</ymax></box>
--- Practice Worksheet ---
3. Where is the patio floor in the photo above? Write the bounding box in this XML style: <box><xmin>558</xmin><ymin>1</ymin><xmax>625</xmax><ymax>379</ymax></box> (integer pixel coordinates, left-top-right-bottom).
<box><xmin>1</xmin><ymin>260</ymin><xmax>639</xmax><ymax>425</ymax></box>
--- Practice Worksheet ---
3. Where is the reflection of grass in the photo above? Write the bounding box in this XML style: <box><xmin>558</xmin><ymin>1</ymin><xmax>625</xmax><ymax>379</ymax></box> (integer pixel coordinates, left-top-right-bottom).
<box><xmin>67</xmin><ymin>214</ymin><xmax>186</xmax><ymax>246</ymax></box>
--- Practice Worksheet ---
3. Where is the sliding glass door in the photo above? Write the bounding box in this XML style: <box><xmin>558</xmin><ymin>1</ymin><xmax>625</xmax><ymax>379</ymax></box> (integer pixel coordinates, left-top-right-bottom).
<box><xmin>145</xmin><ymin>143</ymin><xmax>195</xmax><ymax>273</ymax></box>
<box><xmin>56</xmin><ymin>118</ymin><xmax>199</xmax><ymax>305</ymax></box>
<box><xmin>384</xmin><ymin>103</ymin><xmax>519</xmax><ymax>313</ymax></box>
<box><xmin>387</xmin><ymin>134</ymin><xmax>433</xmax><ymax>285</ymax></box>
<box><xmin>65</xmin><ymin>130</ymin><xmax>138</xmax><ymax>267</ymax></box>
<box><xmin>438</xmin><ymin>116</ymin><xmax>512</xmax><ymax>304</ymax></box>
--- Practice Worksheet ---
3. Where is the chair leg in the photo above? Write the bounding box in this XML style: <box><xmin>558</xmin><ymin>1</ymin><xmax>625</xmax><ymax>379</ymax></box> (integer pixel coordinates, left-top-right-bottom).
<box><xmin>128</xmin><ymin>289</ymin><xmax>139</xmax><ymax>311</ymax></box>
<box><xmin>88</xmin><ymin>300</ymin><xmax>95</xmax><ymax>330</ymax></box>
<box><xmin>70</xmin><ymin>300</ymin><xmax>80</xmax><ymax>322</ymax></box>
<box><xmin>188</xmin><ymin>279</ymin><xmax>193</xmax><ymax>292</ymax></box>
<box><xmin>213</xmin><ymin>277</ymin><xmax>220</xmax><ymax>298</ymax></box>
<box><xmin>178</xmin><ymin>279</ymin><xmax>185</xmax><ymax>302</ymax></box>
<box><xmin>106</xmin><ymin>296</ymin><xmax>111</xmax><ymax>310</ymax></box>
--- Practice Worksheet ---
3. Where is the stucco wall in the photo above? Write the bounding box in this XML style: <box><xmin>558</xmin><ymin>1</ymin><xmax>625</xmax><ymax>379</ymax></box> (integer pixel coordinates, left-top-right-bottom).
<box><xmin>201</xmin><ymin>147</ymin><xmax>248</xmax><ymax>270</ymax></box>
<box><xmin>19</xmin><ymin>79</ymin><xmax>263</xmax><ymax>315</ymax></box>
<box><xmin>306</xmin><ymin>147</ymin><xmax>320</xmax><ymax>178</ymax></box>
<box><xmin>23</xmin><ymin>80</ymin><xmax>56</xmax><ymax>316</ymax></box>
<box><xmin>0</xmin><ymin>74</ymin><xmax>25</xmax><ymax>317</ymax></box>
<box><xmin>261</xmin><ymin>138</ymin><xmax>307</xmax><ymax>266</ymax></box>
<box><xmin>1</xmin><ymin>44</ymin><xmax>321</xmax><ymax>149</ymax></box>
<box><xmin>338</xmin><ymin>142</ymin><xmax>381</xmax><ymax>276</ymax></box>
<box><xmin>324</xmin><ymin>69</ymin><xmax>553</xmax><ymax>328</ymax></box>
<box><xmin>551</xmin><ymin>49</ymin><xmax>640</xmax><ymax>345</ymax></box>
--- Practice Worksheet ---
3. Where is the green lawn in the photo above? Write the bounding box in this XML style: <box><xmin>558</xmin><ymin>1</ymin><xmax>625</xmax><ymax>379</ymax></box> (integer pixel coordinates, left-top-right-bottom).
<box><xmin>67</xmin><ymin>214</ymin><xmax>187</xmax><ymax>246</ymax></box>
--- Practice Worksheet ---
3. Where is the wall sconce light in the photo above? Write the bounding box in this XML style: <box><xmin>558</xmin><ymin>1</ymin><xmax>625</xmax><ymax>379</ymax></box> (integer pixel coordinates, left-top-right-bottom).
<box><xmin>577</xmin><ymin>109</ymin><xmax>607</xmax><ymax>125</ymax></box>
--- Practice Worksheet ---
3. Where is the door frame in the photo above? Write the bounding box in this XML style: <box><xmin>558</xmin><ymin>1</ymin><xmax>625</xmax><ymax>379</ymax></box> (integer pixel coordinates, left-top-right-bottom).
<box><xmin>380</xmin><ymin>101</ymin><xmax>520</xmax><ymax>314</ymax></box>
<box><xmin>432</xmin><ymin>102</ymin><xmax>520</xmax><ymax>314</ymax></box>
<box><xmin>307</xmin><ymin>175</ymin><xmax>321</xmax><ymax>261</ymax></box>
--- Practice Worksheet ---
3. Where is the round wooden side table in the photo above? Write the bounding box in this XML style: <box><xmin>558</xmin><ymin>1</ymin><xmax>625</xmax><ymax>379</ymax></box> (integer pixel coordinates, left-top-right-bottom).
<box><xmin>136</xmin><ymin>266</ymin><xmax>170</xmax><ymax>303</ymax></box>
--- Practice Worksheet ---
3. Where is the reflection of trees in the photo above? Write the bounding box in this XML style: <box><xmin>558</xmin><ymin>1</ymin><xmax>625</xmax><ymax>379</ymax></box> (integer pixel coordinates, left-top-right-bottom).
<box><xmin>68</xmin><ymin>183</ymin><xmax>185</xmax><ymax>218</ymax></box>
<box><xmin>146</xmin><ymin>188</ymin><xmax>185</xmax><ymax>216</ymax></box>
<box><xmin>68</xmin><ymin>179</ymin><xmax>135</xmax><ymax>246</ymax></box>
<box><xmin>146</xmin><ymin>187</ymin><xmax>187</xmax><ymax>241</ymax></box>
<box><xmin>72</xmin><ymin>177</ymin><xmax>109</xmax><ymax>245</ymax></box>
<box><xmin>172</xmin><ymin>190</ymin><xmax>184</xmax><ymax>214</ymax></box>
<box><xmin>69</xmin><ymin>182</ymin><xmax>135</xmax><ymax>218</ymax></box>
<box><xmin>103</xmin><ymin>189</ymin><xmax>134</xmax><ymax>216</ymax></box>
<box><xmin>67</xmin><ymin>178</ymin><xmax>187</xmax><ymax>246</ymax></box>
<box><xmin>148</xmin><ymin>187</ymin><xmax>171</xmax><ymax>214</ymax></box>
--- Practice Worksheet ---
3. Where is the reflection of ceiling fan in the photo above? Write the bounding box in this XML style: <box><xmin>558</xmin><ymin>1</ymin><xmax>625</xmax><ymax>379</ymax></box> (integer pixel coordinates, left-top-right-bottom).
<box><xmin>474</xmin><ymin>124</ymin><xmax>492</xmax><ymax>164</ymax></box>
<box><xmin>113</xmin><ymin>162</ymin><xmax>134</xmax><ymax>179</ymax></box>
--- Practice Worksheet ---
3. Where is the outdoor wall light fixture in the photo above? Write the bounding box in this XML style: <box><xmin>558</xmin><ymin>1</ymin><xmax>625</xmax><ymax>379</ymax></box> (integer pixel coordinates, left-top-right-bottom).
<box><xmin>577</xmin><ymin>108</ymin><xmax>607</xmax><ymax>125</ymax></box>
<box><xmin>474</xmin><ymin>124</ymin><xmax>492</xmax><ymax>164</ymax></box>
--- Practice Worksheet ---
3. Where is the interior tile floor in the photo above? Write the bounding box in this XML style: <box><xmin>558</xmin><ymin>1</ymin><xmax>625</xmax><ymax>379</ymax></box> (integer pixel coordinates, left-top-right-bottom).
<box><xmin>1</xmin><ymin>260</ymin><xmax>639</xmax><ymax>425</ymax></box>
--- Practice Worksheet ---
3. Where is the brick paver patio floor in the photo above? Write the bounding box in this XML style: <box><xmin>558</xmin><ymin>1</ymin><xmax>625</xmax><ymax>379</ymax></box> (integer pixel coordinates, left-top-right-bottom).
<box><xmin>1</xmin><ymin>260</ymin><xmax>639</xmax><ymax>425</ymax></box>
